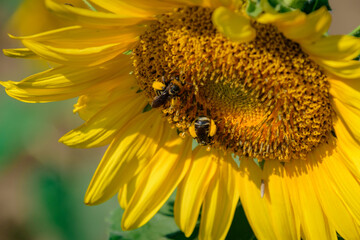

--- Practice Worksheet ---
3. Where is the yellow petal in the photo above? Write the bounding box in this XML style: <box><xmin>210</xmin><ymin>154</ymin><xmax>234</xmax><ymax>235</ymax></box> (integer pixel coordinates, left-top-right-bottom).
<box><xmin>6</xmin><ymin>0</ymin><xmax>91</xmax><ymax>36</ymax></box>
<box><xmin>256</xmin><ymin>9</ymin><xmax>306</xmax><ymax>27</ymax></box>
<box><xmin>3</xmin><ymin>48</ymin><xmax>38</xmax><ymax>59</ymax></box>
<box><xmin>277</xmin><ymin>7</ymin><xmax>331</xmax><ymax>43</ymax></box>
<box><xmin>332</xmin><ymin>98</ymin><xmax>360</xmax><ymax>143</ymax></box>
<box><xmin>334</xmin><ymin>118</ymin><xmax>360</xmax><ymax>181</ymax></box>
<box><xmin>89</xmin><ymin>0</ymin><xmax>193</xmax><ymax>16</ymax></box>
<box><xmin>118</xmin><ymin>170</ymin><xmax>143</xmax><ymax>209</ymax></box>
<box><xmin>199</xmin><ymin>151</ymin><xmax>239</xmax><ymax>240</ymax></box>
<box><xmin>312</xmin><ymin>58</ymin><xmax>360</xmax><ymax>80</ymax></box>
<box><xmin>89</xmin><ymin>0</ymin><xmax>155</xmax><ymax>16</ymax></box>
<box><xmin>84</xmin><ymin>111</ymin><xmax>164</xmax><ymax>205</ymax></box>
<box><xmin>201</xmin><ymin>0</ymin><xmax>223</xmax><ymax>8</ymax></box>
<box><xmin>22</xmin><ymin>39</ymin><xmax>132</xmax><ymax>66</ymax></box>
<box><xmin>117</xmin><ymin>125</ymin><xmax>175</xmax><ymax>209</ymax></box>
<box><xmin>73</xmin><ymin>77</ymin><xmax>136</xmax><ymax>121</ymax></box>
<box><xmin>74</xmin><ymin>94</ymin><xmax>109</xmax><ymax>121</ymax></box>
<box><xmin>315</xmin><ymin>142</ymin><xmax>360</xmax><ymax>226</ymax></box>
<box><xmin>285</xmin><ymin>159</ymin><xmax>337</xmax><ymax>240</ymax></box>
<box><xmin>121</xmin><ymin>135</ymin><xmax>192</xmax><ymax>230</ymax></box>
<box><xmin>9</xmin><ymin>25</ymin><xmax>81</xmax><ymax>40</ymax></box>
<box><xmin>142</xmin><ymin>0</ymin><xmax>201</xmax><ymax>7</ymax></box>
<box><xmin>308</xmin><ymin>142</ymin><xmax>360</xmax><ymax>239</ymax></box>
<box><xmin>11</xmin><ymin>25</ymin><xmax>144</xmax><ymax>48</ymax></box>
<box><xmin>212</xmin><ymin>7</ymin><xmax>256</xmax><ymax>42</ymax></box>
<box><xmin>59</xmin><ymin>94</ymin><xmax>146</xmax><ymax>148</ymax></box>
<box><xmin>201</xmin><ymin>0</ymin><xmax>242</xmax><ymax>8</ymax></box>
<box><xmin>1</xmin><ymin>56</ymin><xmax>131</xmax><ymax>103</ymax></box>
<box><xmin>45</xmin><ymin>0</ymin><xmax>153</xmax><ymax>28</ymax></box>
<box><xmin>174</xmin><ymin>147</ymin><xmax>218</xmax><ymax>237</ymax></box>
<box><xmin>238</xmin><ymin>159</ymin><xmax>277</xmax><ymax>240</ymax></box>
<box><xmin>329</xmin><ymin>78</ymin><xmax>360</xmax><ymax>110</ymax></box>
<box><xmin>302</xmin><ymin>35</ymin><xmax>360</xmax><ymax>61</ymax></box>
<box><xmin>263</xmin><ymin>160</ymin><xmax>299</xmax><ymax>240</ymax></box>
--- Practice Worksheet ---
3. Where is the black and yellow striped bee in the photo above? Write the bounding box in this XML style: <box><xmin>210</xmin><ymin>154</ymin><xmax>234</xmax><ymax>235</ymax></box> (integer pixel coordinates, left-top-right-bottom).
<box><xmin>151</xmin><ymin>77</ymin><xmax>183</xmax><ymax>108</ymax></box>
<box><xmin>189</xmin><ymin>116</ymin><xmax>217</xmax><ymax>145</ymax></box>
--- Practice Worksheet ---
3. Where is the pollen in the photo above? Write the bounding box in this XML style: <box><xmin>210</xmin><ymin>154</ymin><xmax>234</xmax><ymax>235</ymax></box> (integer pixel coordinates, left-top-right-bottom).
<box><xmin>132</xmin><ymin>7</ymin><xmax>333</xmax><ymax>161</ymax></box>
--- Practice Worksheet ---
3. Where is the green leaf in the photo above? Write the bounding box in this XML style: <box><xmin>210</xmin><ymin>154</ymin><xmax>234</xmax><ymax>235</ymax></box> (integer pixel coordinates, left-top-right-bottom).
<box><xmin>262</xmin><ymin>0</ymin><xmax>331</xmax><ymax>13</ymax></box>
<box><xmin>246</xmin><ymin>0</ymin><xmax>263</xmax><ymax>18</ymax></box>
<box><xmin>302</xmin><ymin>0</ymin><xmax>331</xmax><ymax>14</ymax></box>
<box><xmin>267</xmin><ymin>0</ymin><xmax>294</xmax><ymax>13</ymax></box>
<box><xmin>108</xmin><ymin>191</ymin><xmax>257</xmax><ymax>240</ymax></box>
<box><xmin>108</xmin><ymin>192</ymin><xmax>196</xmax><ymax>240</ymax></box>
<box><xmin>349</xmin><ymin>25</ymin><xmax>360</xmax><ymax>60</ymax></box>
<box><xmin>123</xmin><ymin>50</ymin><xmax>133</xmax><ymax>55</ymax></box>
<box><xmin>285</xmin><ymin>0</ymin><xmax>308</xmax><ymax>9</ymax></box>
<box><xmin>142</xmin><ymin>103</ymin><xmax>152</xmax><ymax>113</ymax></box>
<box><xmin>226</xmin><ymin>204</ymin><xmax>256</xmax><ymax>240</ymax></box>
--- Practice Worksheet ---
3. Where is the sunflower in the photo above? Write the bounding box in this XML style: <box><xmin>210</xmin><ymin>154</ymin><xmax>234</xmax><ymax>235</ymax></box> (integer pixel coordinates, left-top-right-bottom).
<box><xmin>2</xmin><ymin>0</ymin><xmax>360</xmax><ymax>239</ymax></box>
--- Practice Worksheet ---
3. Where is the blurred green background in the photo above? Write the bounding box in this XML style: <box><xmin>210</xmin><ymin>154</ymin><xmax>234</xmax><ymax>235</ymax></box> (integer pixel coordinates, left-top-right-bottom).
<box><xmin>0</xmin><ymin>0</ymin><xmax>359</xmax><ymax>240</ymax></box>
<box><xmin>0</xmin><ymin>1</ymin><xmax>118</xmax><ymax>240</ymax></box>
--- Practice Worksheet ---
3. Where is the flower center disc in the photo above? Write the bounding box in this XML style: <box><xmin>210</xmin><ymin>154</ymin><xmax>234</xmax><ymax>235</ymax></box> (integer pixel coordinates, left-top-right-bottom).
<box><xmin>132</xmin><ymin>7</ymin><xmax>333</xmax><ymax>161</ymax></box>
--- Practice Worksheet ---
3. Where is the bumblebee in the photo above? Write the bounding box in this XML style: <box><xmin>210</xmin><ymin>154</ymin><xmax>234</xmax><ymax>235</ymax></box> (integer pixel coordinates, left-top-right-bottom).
<box><xmin>151</xmin><ymin>77</ymin><xmax>183</xmax><ymax>108</ymax></box>
<box><xmin>189</xmin><ymin>116</ymin><xmax>217</xmax><ymax>145</ymax></box>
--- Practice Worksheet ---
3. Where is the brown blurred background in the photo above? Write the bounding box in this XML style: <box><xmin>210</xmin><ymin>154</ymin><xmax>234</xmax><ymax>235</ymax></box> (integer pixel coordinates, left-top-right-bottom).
<box><xmin>0</xmin><ymin>0</ymin><xmax>359</xmax><ymax>239</ymax></box>
<box><xmin>329</xmin><ymin>0</ymin><xmax>360</xmax><ymax>35</ymax></box>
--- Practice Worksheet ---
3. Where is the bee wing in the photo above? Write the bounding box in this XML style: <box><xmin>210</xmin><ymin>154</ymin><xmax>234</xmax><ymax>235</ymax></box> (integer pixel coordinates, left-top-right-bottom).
<box><xmin>151</xmin><ymin>89</ymin><xmax>170</xmax><ymax>108</ymax></box>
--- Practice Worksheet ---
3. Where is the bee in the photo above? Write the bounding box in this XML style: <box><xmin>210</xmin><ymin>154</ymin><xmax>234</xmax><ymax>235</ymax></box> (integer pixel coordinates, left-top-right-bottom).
<box><xmin>189</xmin><ymin>116</ymin><xmax>217</xmax><ymax>145</ymax></box>
<box><xmin>151</xmin><ymin>77</ymin><xmax>183</xmax><ymax>108</ymax></box>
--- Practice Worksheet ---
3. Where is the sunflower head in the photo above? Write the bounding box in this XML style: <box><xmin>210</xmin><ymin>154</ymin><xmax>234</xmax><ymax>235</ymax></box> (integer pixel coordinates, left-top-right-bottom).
<box><xmin>132</xmin><ymin>4</ymin><xmax>334</xmax><ymax>162</ymax></box>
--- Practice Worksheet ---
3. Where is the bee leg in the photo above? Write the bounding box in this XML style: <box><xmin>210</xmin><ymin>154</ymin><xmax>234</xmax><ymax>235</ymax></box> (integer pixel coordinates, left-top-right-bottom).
<box><xmin>209</xmin><ymin>119</ymin><xmax>217</xmax><ymax>137</ymax></box>
<box><xmin>189</xmin><ymin>124</ymin><xmax>197</xmax><ymax>138</ymax></box>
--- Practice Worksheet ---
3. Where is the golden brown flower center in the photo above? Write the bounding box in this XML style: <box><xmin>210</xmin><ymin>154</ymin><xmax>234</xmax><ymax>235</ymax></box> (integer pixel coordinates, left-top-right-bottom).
<box><xmin>132</xmin><ymin>7</ymin><xmax>333</xmax><ymax>161</ymax></box>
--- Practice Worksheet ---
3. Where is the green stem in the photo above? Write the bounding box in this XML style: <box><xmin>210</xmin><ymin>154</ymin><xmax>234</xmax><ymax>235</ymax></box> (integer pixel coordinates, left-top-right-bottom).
<box><xmin>349</xmin><ymin>25</ymin><xmax>360</xmax><ymax>37</ymax></box>
<box><xmin>312</xmin><ymin>0</ymin><xmax>319</xmax><ymax>12</ymax></box>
